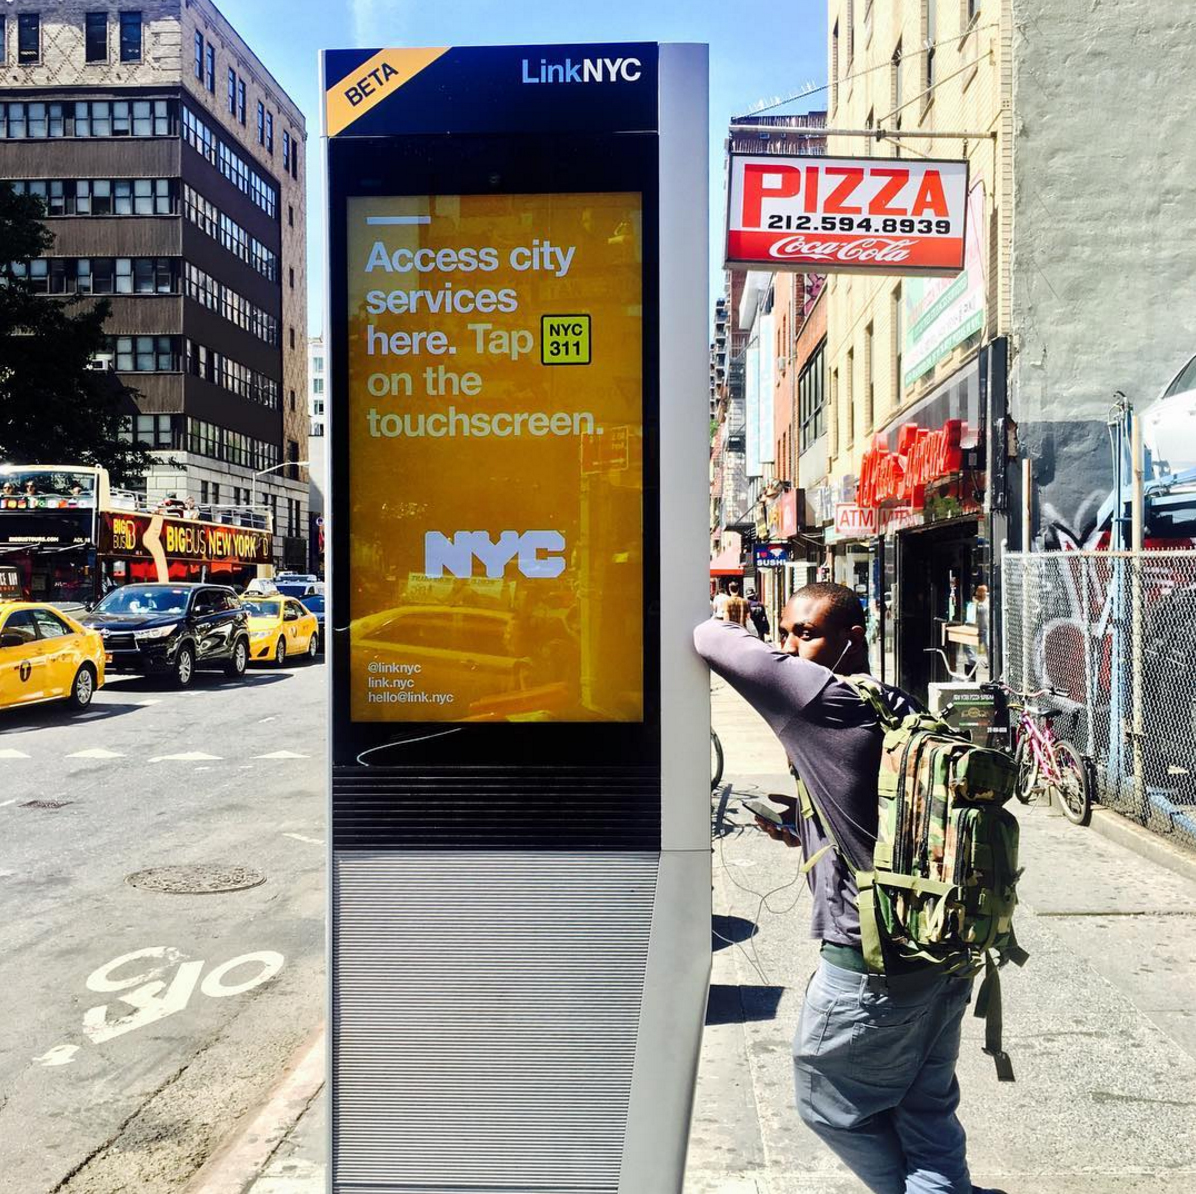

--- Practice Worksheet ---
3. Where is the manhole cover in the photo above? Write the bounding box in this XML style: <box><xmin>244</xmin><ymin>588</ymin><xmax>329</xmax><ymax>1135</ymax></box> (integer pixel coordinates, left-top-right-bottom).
<box><xmin>20</xmin><ymin>800</ymin><xmax>72</xmax><ymax>810</ymax></box>
<box><xmin>126</xmin><ymin>865</ymin><xmax>266</xmax><ymax>895</ymax></box>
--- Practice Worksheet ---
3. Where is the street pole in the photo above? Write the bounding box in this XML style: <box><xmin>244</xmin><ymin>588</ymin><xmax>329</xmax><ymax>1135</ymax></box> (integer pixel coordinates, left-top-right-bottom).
<box><xmin>1131</xmin><ymin>413</ymin><xmax>1145</xmax><ymax>819</ymax></box>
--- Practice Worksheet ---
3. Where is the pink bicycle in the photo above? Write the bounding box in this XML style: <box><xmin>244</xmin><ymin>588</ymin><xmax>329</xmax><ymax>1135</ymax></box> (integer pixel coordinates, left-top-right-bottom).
<box><xmin>991</xmin><ymin>680</ymin><xmax>1093</xmax><ymax>826</ymax></box>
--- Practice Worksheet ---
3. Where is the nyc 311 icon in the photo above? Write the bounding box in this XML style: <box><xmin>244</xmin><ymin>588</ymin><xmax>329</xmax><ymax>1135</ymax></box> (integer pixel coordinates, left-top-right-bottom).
<box><xmin>541</xmin><ymin>314</ymin><xmax>591</xmax><ymax>366</ymax></box>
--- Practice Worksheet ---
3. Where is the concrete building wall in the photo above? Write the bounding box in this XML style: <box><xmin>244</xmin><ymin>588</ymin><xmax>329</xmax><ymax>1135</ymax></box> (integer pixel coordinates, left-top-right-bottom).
<box><xmin>1009</xmin><ymin>1</ymin><xmax>1196</xmax><ymax>544</ymax></box>
<box><xmin>824</xmin><ymin>0</ymin><xmax>1011</xmax><ymax>487</ymax></box>
<box><xmin>0</xmin><ymin>0</ymin><xmax>181</xmax><ymax>86</ymax></box>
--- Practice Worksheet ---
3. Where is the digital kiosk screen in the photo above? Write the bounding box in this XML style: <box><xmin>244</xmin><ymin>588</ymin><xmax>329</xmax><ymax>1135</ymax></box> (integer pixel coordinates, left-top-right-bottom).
<box><xmin>346</xmin><ymin>191</ymin><xmax>645</xmax><ymax>724</ymax></box>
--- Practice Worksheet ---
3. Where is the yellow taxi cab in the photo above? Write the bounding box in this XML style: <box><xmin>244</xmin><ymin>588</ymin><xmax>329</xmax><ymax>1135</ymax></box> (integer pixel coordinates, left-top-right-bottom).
<box><xmin>0</xmin><ymin>601</ymin><xmax>105</xmax><ymax>711</ymax></box>
<box><xmin>242</xmin><ymin>595</ymin><xmax>320</xmax><ymax>665</ymax></box>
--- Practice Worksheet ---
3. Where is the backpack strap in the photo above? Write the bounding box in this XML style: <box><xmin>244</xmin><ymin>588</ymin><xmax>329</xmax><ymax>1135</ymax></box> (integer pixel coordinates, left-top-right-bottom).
<box><xmin>795</xmin><ymin>773</ymin><xmax>889</xmax><ymax>976</ymax></box>
<box><xmin>842</xmin><ymin>674</ymin><xmax>901</xmax><ymax>728</ymax></box>
<box><xmin>974</xmin><ymin>952</ymin><xmax>1015</xmax><ymax>1082</ymax></box>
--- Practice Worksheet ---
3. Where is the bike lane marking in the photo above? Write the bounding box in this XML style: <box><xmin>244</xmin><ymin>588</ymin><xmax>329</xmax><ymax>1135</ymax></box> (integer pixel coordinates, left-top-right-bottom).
<box><xmin>33</xmin><ymin>946</ymin><xmax>287</xmax><ymax>1063</ymax></box>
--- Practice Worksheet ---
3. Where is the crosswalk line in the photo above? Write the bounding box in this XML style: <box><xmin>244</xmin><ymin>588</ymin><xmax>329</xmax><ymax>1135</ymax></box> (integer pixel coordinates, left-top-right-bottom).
<box><xmin>0</xmin><ymin>749</ymin><xmax>31</xmax><ymax>759</ymax></box>
<box><xmin>148</xmin><ymin>751</ymin><xmax>223</xmax><ymax>763</ymax></box>
<box><xmin>253</xmin><ymin>750</ymin><xmax>311</xmax><ymax>759</ymax></box>
<box><xmin>67</xmin><ymin>748</ymin><xmax>127</xmax><ymax>760</ymax></box>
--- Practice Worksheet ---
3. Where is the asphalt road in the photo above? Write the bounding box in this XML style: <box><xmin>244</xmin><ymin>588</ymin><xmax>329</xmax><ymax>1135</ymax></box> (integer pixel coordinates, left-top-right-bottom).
<box><xmin>0</xmin><ymin>657</ymin><xmax>327</xmax><ymax>1193</ymax></box>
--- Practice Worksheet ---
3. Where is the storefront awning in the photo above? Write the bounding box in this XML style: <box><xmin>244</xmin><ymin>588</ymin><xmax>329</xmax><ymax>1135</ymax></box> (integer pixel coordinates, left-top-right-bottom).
<box><xmin>709</xmin><ymin>546</ymin><xmax>743</xmax><ymax>576</ymax></box>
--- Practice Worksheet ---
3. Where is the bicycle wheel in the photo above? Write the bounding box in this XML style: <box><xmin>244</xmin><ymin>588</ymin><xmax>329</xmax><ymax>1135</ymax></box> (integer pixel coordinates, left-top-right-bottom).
<box><xmin>710</xmin><ymin>730</ymin><xmax>724</xmax><ymax>791</ymax></box>
<box><xmin>1014</xmin><ymin>736</ymin><xmax>1039</xmax><ymax>804</ymax></box>
<box><xmin>1051</xmin><ymin>740</ymin><xmax>1092</xmax><ymax>826</ymax></box>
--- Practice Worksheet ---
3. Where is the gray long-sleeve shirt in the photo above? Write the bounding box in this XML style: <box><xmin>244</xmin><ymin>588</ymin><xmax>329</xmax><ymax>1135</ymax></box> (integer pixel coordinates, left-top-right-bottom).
<box><xmin>694</xmin><ymin>617</ymin><xmax>919</xmax><ymax>945</ymax></box>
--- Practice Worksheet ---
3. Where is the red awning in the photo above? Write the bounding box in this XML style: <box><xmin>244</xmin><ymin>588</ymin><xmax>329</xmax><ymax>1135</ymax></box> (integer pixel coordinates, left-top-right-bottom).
<box><xmin>709</xmin><ymin>546</ymin><xmax>743</xmax><ymax>576</ymax></box>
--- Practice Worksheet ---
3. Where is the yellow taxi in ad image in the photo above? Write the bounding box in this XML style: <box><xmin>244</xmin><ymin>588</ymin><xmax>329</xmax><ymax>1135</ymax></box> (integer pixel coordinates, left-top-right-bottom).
<box><xmin>242</xmin><ymin>596</ymin><xmax>320</xmax><ymax>665</ymax></box>
<box><xmin>0</xmin><ymin>602</ymin><xmax>105</xmax><ymax>712</ymax></box>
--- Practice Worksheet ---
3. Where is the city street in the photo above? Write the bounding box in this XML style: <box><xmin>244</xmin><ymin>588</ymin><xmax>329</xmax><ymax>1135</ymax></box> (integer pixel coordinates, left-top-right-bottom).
<box><xmin>0</xmin><ymin>660</ymin><xmax>326</xmax><ymax>1193</ymax></box>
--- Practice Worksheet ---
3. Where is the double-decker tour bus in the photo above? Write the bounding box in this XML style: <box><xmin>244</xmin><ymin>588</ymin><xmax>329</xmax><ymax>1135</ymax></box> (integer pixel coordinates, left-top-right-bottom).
<box><xmin>0</xmin><ymin>464</ymin><xmax>273</xmax><ymax>607</ymax></box>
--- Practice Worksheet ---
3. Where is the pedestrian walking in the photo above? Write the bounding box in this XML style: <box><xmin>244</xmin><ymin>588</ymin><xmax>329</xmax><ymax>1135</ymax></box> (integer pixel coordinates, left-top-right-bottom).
<box><xmin>746</xmin><ymin>588</ymin><xmax>771</xmax><ymax>640</ymax></box>
<box><xmin>693</xmin><ymin>582</ymin><xmax>1006</xmax><ymax>1194</ymax></box>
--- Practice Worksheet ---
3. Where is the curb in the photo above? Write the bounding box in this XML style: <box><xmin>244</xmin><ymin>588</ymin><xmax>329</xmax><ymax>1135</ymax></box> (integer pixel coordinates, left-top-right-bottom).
<box><xmin>1086</xmin><ymin>806</ymin><xmax>1196</xmax><ymax>885</ymax></box>
<box><xmin>185</xmin><ymin>1024</ymin><xmax>326</xmax><ymax>1194</ymax></box>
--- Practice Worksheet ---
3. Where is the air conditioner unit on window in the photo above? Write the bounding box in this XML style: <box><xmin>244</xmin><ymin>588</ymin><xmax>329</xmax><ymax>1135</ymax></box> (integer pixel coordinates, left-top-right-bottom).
<box><xmin>88</xmin><ymin>352</ymin><xmax>114</xmax><ymax>372</ymax></box>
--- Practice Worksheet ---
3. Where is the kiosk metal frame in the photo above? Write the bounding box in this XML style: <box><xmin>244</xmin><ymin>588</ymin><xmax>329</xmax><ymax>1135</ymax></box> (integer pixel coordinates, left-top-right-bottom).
<box><xmin>323</xmin><ymin>42</ymin><xmax>709</xmax><ymax>1194</ymax></box>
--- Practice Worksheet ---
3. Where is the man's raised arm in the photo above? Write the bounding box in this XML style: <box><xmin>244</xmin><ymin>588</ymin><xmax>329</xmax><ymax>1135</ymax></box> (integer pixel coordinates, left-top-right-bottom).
<box><xmin>693</xmin><ymin>617</ymin><xmax>829</xmax><ymax>737</ymax></box>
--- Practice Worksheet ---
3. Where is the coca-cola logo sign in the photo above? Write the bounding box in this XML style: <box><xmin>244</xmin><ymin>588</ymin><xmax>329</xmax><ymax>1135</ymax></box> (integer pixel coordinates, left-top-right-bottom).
<box><xmin>770</xmin><ymin>236</ymin><xmax>919</xmax><ymax>265</ymax></box>
<box><xmin>726</xmin><ymin>153</ymin><xmax>968</xmax><ymax>277</ymax></box>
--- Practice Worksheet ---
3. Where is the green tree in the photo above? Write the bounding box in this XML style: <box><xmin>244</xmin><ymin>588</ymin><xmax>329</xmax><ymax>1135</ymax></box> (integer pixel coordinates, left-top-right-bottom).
<box><xmin>0</xmin><ymin>182</ymin><xmax>154</xmax><ymax>485</ymax></box>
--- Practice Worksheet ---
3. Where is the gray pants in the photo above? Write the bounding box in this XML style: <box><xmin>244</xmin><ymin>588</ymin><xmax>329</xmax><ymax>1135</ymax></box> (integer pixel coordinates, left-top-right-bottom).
<box><xmin>793</xmin><ymin>957</ymin><xmax>974</xmax><ymax>1194</ymax></box>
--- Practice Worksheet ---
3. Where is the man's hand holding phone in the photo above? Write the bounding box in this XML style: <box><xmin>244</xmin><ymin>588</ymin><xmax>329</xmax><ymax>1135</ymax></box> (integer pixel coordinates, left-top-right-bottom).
<box><xmin>743</xmin><ymin>794</ymin><xmax>801</xmax><ymax>847</ymax></box>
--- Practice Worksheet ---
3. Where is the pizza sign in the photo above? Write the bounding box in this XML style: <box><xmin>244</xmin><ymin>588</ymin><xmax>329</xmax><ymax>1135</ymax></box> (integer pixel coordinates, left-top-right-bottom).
<box><xmin>726</xmin><ymin>153</ymin><xmax>969</xmax><ymax>276</ymax></box>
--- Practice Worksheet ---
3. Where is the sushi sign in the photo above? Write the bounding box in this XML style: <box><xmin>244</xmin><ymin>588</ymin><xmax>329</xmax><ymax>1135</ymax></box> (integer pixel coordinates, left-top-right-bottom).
<box><xmin>725</xmin><ymin>153</ymin><xmax>969</xmax><ymax>276</ymax></box>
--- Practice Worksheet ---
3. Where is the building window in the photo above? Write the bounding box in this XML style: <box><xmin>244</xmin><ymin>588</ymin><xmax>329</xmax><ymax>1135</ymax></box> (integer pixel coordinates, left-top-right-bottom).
<box><xmin>864</xmin><ymin>322</ymin><xmax>874</xmax><ymax>431</ymax></box>
<box><xmin>313</xmin><ymin>356</ymin><xmax>324</xmax><ymax>372</ymax></box>
<box><xmin>289</xmin><ymin>326</ymin><xmax>295</xmax><ymax>349</ymax></box>
<box><xmin>119</xmin><ymin>11</ymin><xmax>142</xmax><ymax>62</ymax></box>
<box><xmin>134</xmin><ymin>413</ymin><xmax>174</xmax><ymax>447</ymax></box>
<box><xmin>17</xmin><ymin>13</ymin><xmax>40</xmax><ymax>64</ymax></box>
<box><xmin>830</xmin><ymin>367</ymin><xmax>839</xmax><ymax>457</ymax></box>
<box><xmin>288</xmin><ymin>267</ymin><xmax>294</xmax><ymax>289</ymax></box>
<box><xmin>205</xmin><ymin>43</ymin><xmax>215</xmax><ymax>92</ymax></box>
<box><xmin>256</xmin><ymin>100</ymin><xmax>264</xmax><ymax>144</ymax></box>
<box><xmin>312</xmin><ymin>377</ymin><xmax>324</xmax><ymax>394</ymax></box>
<box><xmin>290</xmin><ymin>141</ymin><xmax>298</xmax><ymax>180</ymax></box>
<box><xmin>113</xmin><ymin>335</ymin><xmax>180</xmax><ymax>372</ymax></box>
<box><xmin>282</xmin><ymin>129</ymin><xmax>290</xmax><ymax>171</ymax></box>
<box><xmin>194</xmin><ymin>31</ymin><xmax>203</xmax><ymax>79</ymax></box>
<box><xmin>237</xmin><ymin>78</ymin><xmax>246</xmax><ymax>125</ymax></box>
<box><xmin>0</xmin><ymin>16</ymin><xmax>6</xmax><ymax>65</ymax></box>
<box><xmin>85</xmin><ymin>13</ymin><xmax>108</xmax><ymax>62</ymax></box>
<box><xmin>831</xmin><ymin>21</ymin><xmax>839</xmax><ymax>110</ymax></box>
<box><xmin>265</xmin><ymin>110</ymin><xmax>273</xmax><ymax>153</ymax></box>
<box><xmin>845</xmin><ymin>347</ymin><xmax>855</xmax><ymax>446</ymax></box>
<box><xmin>967</xmin><ymin>0</ymin><xmax>980</xmax><ymax>21</ymax></box>
<box><xmin>289</xmin><ymin>389</ymin><xmax>296</xmax><ymax>411</ymax></box>
<box><xmin>17</xmin><ymin>176</ymin><xmax>175</xmax><ymax>216</ymax></box>
<box><xmin>287</xmin><ymin>204</ymin><xmax>293</xmax><ymax>227</ymax></box>
<box><xmin>228</xmin><ymin>68</ymin><xmax>237</xmax><ymax>115</ymax></box>
<box><xmin>924</xmin><ymin>0</ymin><xmax>936</xmax><ymax>97</ymax></box>
<box><xmin>181</xmin><ymin>108</ymin><xmax>278</xmax><ymax>218</ymax></box>
<box><xmin>799</xmin><ymin>340</ymin><xmax>825</xmax><ymax>453</ymax></box>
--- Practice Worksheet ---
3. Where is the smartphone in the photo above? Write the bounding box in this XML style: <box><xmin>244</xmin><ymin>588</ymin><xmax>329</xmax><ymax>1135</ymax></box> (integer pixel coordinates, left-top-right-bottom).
<box><xmin>743</xmin><ymin>795</ymin><xmax>799</xmax><ymax>832</ymax></box>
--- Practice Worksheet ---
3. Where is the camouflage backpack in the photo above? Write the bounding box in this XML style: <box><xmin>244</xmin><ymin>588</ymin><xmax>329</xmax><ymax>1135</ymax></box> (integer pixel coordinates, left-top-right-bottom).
<box><xmin>796</xmin><ymin>676</ymin><xmax>1028</xmax><ymax>1081</ymax></box>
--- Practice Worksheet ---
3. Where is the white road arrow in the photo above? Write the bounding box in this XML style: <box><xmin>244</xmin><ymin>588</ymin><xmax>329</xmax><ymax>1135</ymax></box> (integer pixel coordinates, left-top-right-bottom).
<box><xmin>148</xmin><ymin>752</ymin><xmax>223</xmax><ymax>763</ymax></box>
<box><xmin>67</xmin><ymin>748</ymin><xmax>127</xmax><ymax>760</ymax></box>
<box><xmin>253</xmin><ymin>750</ymin><xmax>310</xmax><ymax>759</ymax></box>
<box><xmin>0</xmin><ymin>749</ymin><xmax>31</xmax><ymax>759</ymax></box>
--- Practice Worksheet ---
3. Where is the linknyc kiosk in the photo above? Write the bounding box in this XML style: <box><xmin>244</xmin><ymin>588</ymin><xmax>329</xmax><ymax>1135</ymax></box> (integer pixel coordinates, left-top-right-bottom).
<box><xmin>323</xmin><ymin>43</ymin><xmax>710</xmax><ymax>1193</ymax></box>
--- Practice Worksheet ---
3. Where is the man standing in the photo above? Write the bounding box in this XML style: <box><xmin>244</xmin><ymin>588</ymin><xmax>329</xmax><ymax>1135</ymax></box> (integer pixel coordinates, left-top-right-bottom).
<box><xmin>722</xmin><ymin>581</ymin><xmax>751</xmax><ymax>629</ymax></box>
<box><xmin>693</xmin><ymin>582</ymin><xmax>1003</xmax><ymax>1194</ymax></box>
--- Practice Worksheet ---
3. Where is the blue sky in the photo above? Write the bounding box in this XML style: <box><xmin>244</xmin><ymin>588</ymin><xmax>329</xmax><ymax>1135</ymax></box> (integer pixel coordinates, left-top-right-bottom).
<box><xmin>216</xmin><ymin>0</ymin><xmax>828</xmax><ymax>336</ymax></box>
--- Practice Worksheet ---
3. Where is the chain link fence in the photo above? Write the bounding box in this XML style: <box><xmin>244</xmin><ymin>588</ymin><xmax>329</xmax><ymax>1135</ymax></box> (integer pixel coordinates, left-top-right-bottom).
<box><xmin>1002</xmin><ymin>550</ymin><xmax>1196</xmax><ymax>851</ymax></box>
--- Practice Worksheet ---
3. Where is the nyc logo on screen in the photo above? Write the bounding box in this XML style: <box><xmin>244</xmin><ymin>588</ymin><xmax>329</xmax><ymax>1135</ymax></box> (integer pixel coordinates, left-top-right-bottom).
<box><xmin>424</xmin><ymin>531</ymin><xmax>565</xmax><ymax>579</ymax></box>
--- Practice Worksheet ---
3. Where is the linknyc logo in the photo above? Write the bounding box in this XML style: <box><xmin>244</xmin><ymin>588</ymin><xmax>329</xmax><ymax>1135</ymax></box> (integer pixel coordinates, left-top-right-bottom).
<box><xmin>520</xmin><ymin>55</ymin><xmax>643</xmax><ymax>84</ymax></box>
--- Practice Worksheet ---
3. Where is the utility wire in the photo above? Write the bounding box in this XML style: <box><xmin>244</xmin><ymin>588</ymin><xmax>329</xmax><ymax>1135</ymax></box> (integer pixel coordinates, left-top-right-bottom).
<box><xmin>734</xmin><ymin>21</ymin><xmax>998</xmax><ymax>121</ymax></box>
<box><xmin>876</xmin><ymin>51</ymin><xmax>989</xmax><ymax>125</ymax></box>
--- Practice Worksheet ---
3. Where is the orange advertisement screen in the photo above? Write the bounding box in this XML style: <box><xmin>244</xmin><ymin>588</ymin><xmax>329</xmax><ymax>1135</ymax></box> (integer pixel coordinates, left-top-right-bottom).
<box><xmin>347</xmin><ymin>192</ymin><xmax>644</xmax><ymax>723</ymax></box>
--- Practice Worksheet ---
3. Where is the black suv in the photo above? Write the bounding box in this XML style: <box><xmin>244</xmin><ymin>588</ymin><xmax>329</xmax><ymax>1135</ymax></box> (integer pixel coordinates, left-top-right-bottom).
<box><xmin>82</xmin><ymin>583</ymin><xmax>250</xmax><ymax>687</ymax></box>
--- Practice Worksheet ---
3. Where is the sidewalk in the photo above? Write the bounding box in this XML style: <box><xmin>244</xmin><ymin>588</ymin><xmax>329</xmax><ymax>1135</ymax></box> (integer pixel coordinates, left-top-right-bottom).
<box><xmin>220</xmin><ymin>676</ymin><xmax>1196</xmax><ymax>1193</ymax></box>
<box><xmin>689</xmin><ymin>675</ymin><xmax>1196</xmax><ymax>1193</ymax></box>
